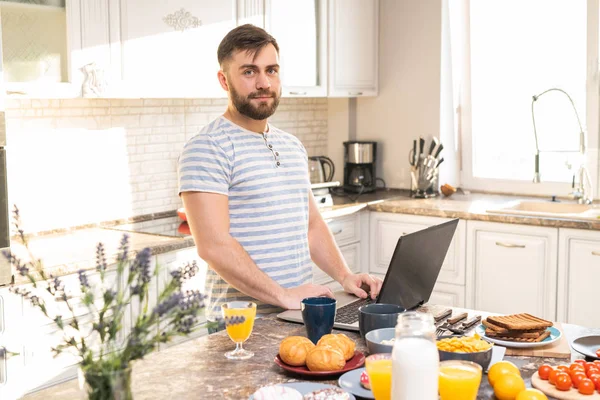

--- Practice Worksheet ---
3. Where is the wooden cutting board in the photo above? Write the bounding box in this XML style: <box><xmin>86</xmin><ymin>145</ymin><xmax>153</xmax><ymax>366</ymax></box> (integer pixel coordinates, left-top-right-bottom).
<box><xmin>531</xmin><ymin>372</ymin><xmax>600</xmax><ymax>400</ymax></box>
<box><xmin>504</xmin><ymin>323</ymin><xmax>572</xmax><ymax>359</ymax></box>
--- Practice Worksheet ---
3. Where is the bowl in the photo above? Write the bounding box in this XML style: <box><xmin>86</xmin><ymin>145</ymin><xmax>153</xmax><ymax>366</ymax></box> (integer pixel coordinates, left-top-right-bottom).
<box><xmin>437</xmin><ymin>336</ymin><xmax>493</xmax><ymax>370</ymax></box>
<box><xmin>358</xmin><ymin>303</ymin><xmax>405</xmax><ymax>339</ymax></box>
<box><xmin>365</xmin><ymin>327</ymin><xmax>395</xmax><ymax>354</ymax></box>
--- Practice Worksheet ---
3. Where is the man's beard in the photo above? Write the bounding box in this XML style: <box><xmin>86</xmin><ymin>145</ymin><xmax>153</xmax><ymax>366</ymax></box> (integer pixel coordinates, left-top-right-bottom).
<box><xmin>229</xmin><ymin>83</ymin><xmax>281</xmax><ymax>120</ymax></box>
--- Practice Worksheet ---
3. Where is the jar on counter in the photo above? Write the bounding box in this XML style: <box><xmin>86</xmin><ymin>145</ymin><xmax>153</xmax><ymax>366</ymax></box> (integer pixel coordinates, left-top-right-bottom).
<box><xmin>391</xmin><ymin>312</ymin><xmax>439</xmax><ymax>400</ymax></box>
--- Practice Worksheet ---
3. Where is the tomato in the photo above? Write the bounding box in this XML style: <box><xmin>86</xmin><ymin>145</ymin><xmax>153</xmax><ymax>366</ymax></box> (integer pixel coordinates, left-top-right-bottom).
<box><xmin>549</xmin><ymin>368</ymin><xmax>561</xmax><ymax>385</ymax></box>
<box><xmin>557</xmin><ymin>365</ymin><xmax>570</xmax><ymax>374</ymax></box>
<box><xmin>555</xmin><ymin>373</ymin><xmax>573</xmax><ymax>391</ymax></box>
<box><xmin>589</xmin><ymin>374</ymin><xmax>600</xmax><ymax>391</ymax></box>
<box><xmin>538</xmin><ymin>364</ymin><xmax>553</xmax><ymax>380</ymax></box>
<box><xmin>570</xmin><ymin>363</ymin><xmax>585</xmax><ymax>373</ymax></box>
<box><xmin>177</xmin><ymin>207</ymin><xmax>187</xmax><ymax>221</ymax></box>
<box><xmin>578</xmin><ymin>378</ymin><xmax>595</xmax><ymax>395</ymax></box>
<box><xmin>574</xmin><ymin>359</ymin><xmax>587</xmax><ymax>366</ymax></box>
<box><xmin>596</xmin><ymin>349</ymin><xmax>600</xmax><ymax>357</ymax></box>
<box><xmin>585</xmin><ymin>362</ymin><xmax>597</xmax><ymax>372</ymax></box>
<box><xmin>571</xmin><ymin>371</ymin><xmax>587</xmax><ymax>388</ymax></box>
<box><xmin>587</xmin><ymin>367</ymin><xmax>600</xmax><ymax>378</ymax></box>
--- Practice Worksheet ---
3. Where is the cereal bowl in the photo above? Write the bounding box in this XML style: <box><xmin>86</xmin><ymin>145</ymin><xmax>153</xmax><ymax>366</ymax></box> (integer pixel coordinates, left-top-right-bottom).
<box><xmin>436</xmin><ymin>335</ymin><xmax>493</xmax><ymax>370</ymax></box>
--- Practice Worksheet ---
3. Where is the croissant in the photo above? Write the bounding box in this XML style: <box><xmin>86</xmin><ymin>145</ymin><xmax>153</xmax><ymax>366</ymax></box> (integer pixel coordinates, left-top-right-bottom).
<box><xmin>279</xmin><ymin>336</ymin><xmax>315</xmax><ymax>366</ymax></box>
<box><xmin>317</xmin><ymin>334</ymin><xmax>356</xmax><ymax>361</ymax></box>
<box><xmin>306</xmin><ymin>344</ymin><xmax>346</xmax><ymax>372</ymax></box>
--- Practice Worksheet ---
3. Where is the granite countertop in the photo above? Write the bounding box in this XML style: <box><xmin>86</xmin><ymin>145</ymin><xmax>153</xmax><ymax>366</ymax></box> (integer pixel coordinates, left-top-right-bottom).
<box><xmin>23</xmin><ymin>304</ymin><xmax>600</xmax><ymax>400</ymax></box>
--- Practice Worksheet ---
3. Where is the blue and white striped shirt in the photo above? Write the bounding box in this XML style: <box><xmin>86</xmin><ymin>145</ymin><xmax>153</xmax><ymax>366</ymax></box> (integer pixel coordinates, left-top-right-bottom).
<box><xmin>178</xmin><ymin>116</ymin><xmax>313</xmax><ymax>320</ymax></box>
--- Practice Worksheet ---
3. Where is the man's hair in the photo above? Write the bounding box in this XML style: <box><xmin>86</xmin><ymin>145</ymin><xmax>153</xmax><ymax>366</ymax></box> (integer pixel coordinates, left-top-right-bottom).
<box><xmin>217</xmin><ymin>24</ymin><xmax>279</xmax><ymax>70</ymax></box>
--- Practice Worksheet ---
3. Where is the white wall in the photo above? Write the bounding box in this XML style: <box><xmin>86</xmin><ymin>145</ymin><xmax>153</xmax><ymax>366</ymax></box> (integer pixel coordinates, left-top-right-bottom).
<box><xmin>353</xmin><ymin>0</ymin><xmax>442</xmax><ymax>189</ymax></box>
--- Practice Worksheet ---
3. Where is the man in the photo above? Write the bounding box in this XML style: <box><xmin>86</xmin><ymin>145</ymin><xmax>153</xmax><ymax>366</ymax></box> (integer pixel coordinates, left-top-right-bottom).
<box><xmin>178</xmin><ymin>24</ymin><xmax>382</xmax><ymax>329</ymax></box>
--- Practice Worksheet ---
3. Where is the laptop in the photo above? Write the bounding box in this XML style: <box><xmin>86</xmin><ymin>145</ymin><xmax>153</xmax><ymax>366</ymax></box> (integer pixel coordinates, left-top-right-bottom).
<box><xmin>277</xmin><ymin>219</ymin><xmax>459</xmax><ymax>331</ymax></box>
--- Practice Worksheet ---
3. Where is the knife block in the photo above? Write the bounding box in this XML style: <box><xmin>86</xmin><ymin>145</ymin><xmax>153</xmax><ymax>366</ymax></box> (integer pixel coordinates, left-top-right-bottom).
<box><xmin>410</xmin><ymin>169</ymin><xmax>440</xmax><ymax>198</ymax></box>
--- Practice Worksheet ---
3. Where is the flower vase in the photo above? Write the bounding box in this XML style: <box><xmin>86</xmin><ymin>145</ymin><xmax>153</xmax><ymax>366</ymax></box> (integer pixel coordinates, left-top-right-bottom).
<box><xmin>78</xmin><ymin>365</ymin><xmax>133</xmax><ymax>400</ymax></box>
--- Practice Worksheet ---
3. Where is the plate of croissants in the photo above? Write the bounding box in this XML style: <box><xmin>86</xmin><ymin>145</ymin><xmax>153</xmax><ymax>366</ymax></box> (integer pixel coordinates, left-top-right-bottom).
<box><xmin>275</xmin><ymin>334</ymin><xmax>365</xmax><ymax>377</ymax></box>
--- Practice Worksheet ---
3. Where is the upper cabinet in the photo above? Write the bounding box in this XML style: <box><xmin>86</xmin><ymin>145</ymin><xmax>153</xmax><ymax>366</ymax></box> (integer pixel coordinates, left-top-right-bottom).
<box><xmin>264</xmin><ymin>0</ymin><xmax>327</xmax><ymax>97</ymax></box>
<box><xmin>328</xmin><ymin>0</ymin><xmax>379</xmax><ymax>97</ymax></box>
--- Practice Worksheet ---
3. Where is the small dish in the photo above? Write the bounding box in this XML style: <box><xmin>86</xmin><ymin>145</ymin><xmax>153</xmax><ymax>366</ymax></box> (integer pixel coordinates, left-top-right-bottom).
<box><xmin>365</xmin><ymin>327</ymin><xmax>395</xmax><ymax>354</ymax></box>
<box><xmin>249</xmin><ymin>382</ymin><xmax>356</xmax><ymax>400</ymax></box>
<box><xmin>475</xmin><ymin>324</ymin><xmax>561</xmax><ymax>348</ymax></box>
<box><xmin>571</xmin><ymin>335</ymin><xmax>600</xmax><ymax>360</ymax></box>
<box><xmin>338</xmin><ymin>367</ymin><xmax>374</xmax><ymax>399</ymax></box>
<box><xmin>274</xmin><ymin>351</ymin><xmax>365</xmax><ymax>377</ymax></box>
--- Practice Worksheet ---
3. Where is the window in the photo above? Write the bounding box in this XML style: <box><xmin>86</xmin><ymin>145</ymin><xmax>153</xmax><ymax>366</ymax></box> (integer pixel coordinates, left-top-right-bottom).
<box><xmin>449</xmin><ymin>0</ymin><xmax>599</xmax><ymax>196</ymax></box>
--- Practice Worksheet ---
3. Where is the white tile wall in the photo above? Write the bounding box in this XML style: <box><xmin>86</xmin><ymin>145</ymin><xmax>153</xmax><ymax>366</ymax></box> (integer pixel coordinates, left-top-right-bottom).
<box><xmin>5</xmin><ymin>98</ymin><xmax>328</xmax><ymax>234</ymax></box>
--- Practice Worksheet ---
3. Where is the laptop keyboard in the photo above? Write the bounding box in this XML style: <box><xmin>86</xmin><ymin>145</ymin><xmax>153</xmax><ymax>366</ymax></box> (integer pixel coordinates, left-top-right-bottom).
<box><xmin>334</xmin><ymin>297</ymin><xmax>374</xmax><ymax>324</ymax></box>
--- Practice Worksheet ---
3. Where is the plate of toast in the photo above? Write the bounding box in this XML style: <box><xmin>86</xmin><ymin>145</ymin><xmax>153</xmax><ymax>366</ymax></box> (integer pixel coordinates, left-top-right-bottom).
<box><xmin>475</xmin><ymin>313</ymin><xmax>561</xmax><ymax>348</ymax></box>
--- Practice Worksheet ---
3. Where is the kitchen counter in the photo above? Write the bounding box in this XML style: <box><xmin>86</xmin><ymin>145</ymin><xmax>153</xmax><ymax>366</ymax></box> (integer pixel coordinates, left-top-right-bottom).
<box><xmin>5</xmin><ymin>188</ymin><xmax>599</xmax><ymax>286</ymax></box>
<box><xmin>23</xmin><ymin>304</ymin><xmax>600</xmax><ymax>400</ymax></box>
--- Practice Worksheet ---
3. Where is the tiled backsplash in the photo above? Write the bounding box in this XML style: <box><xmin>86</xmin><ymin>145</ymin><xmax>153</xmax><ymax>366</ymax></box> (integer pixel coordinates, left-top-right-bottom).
<box><xmin>5</xmin><ymin>98</ymin><xmax>328</xmax><ymax>234</ymax></box>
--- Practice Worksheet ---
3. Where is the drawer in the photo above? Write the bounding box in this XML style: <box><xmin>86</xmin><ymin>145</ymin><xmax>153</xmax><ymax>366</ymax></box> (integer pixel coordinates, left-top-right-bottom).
<box><xmin>339</xmin><ymin>242</ymin><xmax>360</xmax><ymax>274</ymax></box>
<box><xmin>369</xmin><ymin>213</ymin><xmax>466</xmax><ymax>285</ymax></box>
<box><xmin>326</xmin><ymin>213</ymin><xmax>360</xmax><ymax>247</ymax></box>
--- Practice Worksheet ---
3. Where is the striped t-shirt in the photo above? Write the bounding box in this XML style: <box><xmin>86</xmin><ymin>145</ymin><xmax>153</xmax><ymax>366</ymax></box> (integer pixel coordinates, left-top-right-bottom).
<box><xmin>178</xmin><ymin>116</ymin><xmax>313</xmax><ymax>321</ymax></box>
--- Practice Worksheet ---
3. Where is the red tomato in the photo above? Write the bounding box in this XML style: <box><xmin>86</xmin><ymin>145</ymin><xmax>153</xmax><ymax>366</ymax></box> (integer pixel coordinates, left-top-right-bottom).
<box><xmin>571</xmin><ymin>372</ymin><xmax>587</xmax><ymax>389</ymax></box>
<box><xmin>596</xmin><ymin>349</ymin><xmax>600</xmax><ymax>358</ymax></box>
<box><xmin>578</xmin><ymin>378</ymin><xmax>595</xmax><ymax>395</ymax></box>
<box><xmin>593</xmin><ymin>360</ymin><xmax>600</xmax><ymax>369</ymax></box>
<box><xmin>570</xmin><ymin>364</ymin><xmax>585</xmax><ymax>375</ymax></box>
<box><xmin>538</xmin><ymin>364</ymin><xmax>553</xmax><ymax>380</ymax></box>
<box><xmin>585</xmin><ymin>362</ymin><xmax>596</xmax><ymax>372</ymax></box>
<box><xmin>555</xmin><ymin>373</ymin><xmax>573</xmax><ymax>391</ymax></box>
<box><xmin>589</xmin><ymin>375</ymin><xmax>600</xmax><ymax>391</ymax></box>
<box><xmin>549</xmin><ymin>368</ymin><xmax>561</xmax><ymax>385</ymax></box>
<box><xmin>587</xmin><ymin>367</ymin><xmax>600</xmax><ymax>378</ymax></box>
<box><xmin>177</xmin><ymin>207</ymin><xmax>187</xmax><ymax>221</ymax></box>
<box><xmin>557</xmin><ymin>365</ymin><xmax>570</xmax><ymax>374</ymax></box>
<box><xmin>574</xmin><ymin>359</ymin><xmax>587</xmax><ymax>366</ymax></box>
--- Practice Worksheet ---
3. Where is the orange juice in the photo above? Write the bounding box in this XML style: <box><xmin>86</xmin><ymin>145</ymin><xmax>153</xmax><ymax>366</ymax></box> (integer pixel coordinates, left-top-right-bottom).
<box><xmin>438</xmin><ymin>361</ymin><xmax>482</xmax><ymax>400</ymax></box>
<box><xmin>365</xmin><ymin>355</ymin><xmax>392</xmax><ymax>400</ymax></box>
<box><xmin>223</xmin><ymin>303</ymin><xmax>256</xmax><ymax>343</ymax></box>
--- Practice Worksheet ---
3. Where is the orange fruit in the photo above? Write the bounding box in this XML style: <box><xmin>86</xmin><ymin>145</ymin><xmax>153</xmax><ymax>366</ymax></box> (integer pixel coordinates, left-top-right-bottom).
<box><xmin>494</xmin><ymin>373</ymin><xmax>526</xmax><ymax>400</ymax></box>
<box><xmin>515</xmin><ymin>388</ymin><xmax>549</xmax><ymax>400</ymax></box>
<box><xmin>488</xmin><ymin>361</ymin><xmax>521</xmax><ymax>386</ymax></box>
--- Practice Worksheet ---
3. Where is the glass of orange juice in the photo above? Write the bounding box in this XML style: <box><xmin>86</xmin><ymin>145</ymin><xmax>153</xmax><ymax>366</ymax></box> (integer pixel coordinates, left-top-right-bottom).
<box><xmin>438</xmin><ymin>360</ymin><xmax>482</xmax><ymax>400</ymax></box>
<box><xmin>365</xmin><ymin>353</ymin><xmax>392</xmax><ymax>400</ymax></box>
<box><xmin>221</xmin><ymin>301</ymin><xmax>257</xmax><ymax>360</ymax></box>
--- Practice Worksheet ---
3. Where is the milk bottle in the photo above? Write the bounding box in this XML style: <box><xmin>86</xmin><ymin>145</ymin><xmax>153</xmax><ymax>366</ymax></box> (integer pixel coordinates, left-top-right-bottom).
<box><xmin>391</xmin><ymin>312</ymin><xmax>439</xmax><ymax>400</ymax></box>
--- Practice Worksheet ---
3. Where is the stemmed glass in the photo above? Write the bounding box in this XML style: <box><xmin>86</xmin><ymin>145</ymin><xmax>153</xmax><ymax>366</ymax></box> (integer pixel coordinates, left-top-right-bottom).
<box><xmin>221</xmin><ymin>301</ymin><xmax>257</xmax><ymax>360</ymax></box>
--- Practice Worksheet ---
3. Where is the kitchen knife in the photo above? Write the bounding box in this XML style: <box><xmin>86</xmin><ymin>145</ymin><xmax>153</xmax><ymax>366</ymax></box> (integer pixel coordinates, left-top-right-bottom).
<box><xmin>418</xmin><ymin>137</ymin><xmax>425</xmax><ymax>163</ymax></box>
<box><xmin>447</xmin><ymin>312</ymin><xmax>468</xmax><ymax>325</ymax></box>
<box><xmin>433</xmin><ymin>308</ymin><xmax>452</xmax><ymax>323</ymax></box>
<box><xmin>412</xmin><ymin>139</ymin><xmax>417</xmax><ymax>166</ymax></box>
<box><xmin>435</xmin><ymin>157</ymin><xmax>445</xmax><ymax>169</ymax></box>
<box><xmin>460</xmin><ymin>315</ymin><xmax>482</xmax><ymax>329</ymax></box>
<box><xmin>434</xmin><ymin>143</ymin><xmax>444</xmax><ymax>159</ymax></box>
<box><xmin>428</xmin><ymin>138</ymin><xmax>437</xmax><ymax>156</ymax></box>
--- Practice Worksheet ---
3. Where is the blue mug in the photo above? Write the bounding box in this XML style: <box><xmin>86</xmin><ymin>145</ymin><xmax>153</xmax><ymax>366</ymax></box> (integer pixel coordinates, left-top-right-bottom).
<box><xmin>301</xmin><ymin>297</ymin><xmax>337</xmax><ymax>344</ymax></box>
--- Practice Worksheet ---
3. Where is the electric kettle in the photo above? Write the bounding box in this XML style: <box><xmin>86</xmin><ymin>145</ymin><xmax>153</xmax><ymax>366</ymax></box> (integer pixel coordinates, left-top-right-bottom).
<box><xmin>308</xmin><ymin>156</ymin><xmax>335</xmax><ymax>184</ymax></box>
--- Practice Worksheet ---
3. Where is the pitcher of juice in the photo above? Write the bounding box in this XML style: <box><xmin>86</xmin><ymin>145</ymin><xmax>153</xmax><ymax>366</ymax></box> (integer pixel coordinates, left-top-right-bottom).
<box><xmin>438</xmin><ymin>360</ymin><xmax>482</xmax><ymax>400</ymax></box>
<box><xmin>222</xmin><ymin>301</ymin><xmax>257</xmax><ymax>360</ymax></box>
<box><xmin>365</xmin><ymin>353</ymin><xmax>392</xmax><ymax>400</ymax></box>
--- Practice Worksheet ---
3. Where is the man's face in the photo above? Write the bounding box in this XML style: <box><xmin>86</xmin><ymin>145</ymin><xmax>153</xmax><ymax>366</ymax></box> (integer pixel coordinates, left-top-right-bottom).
<box><xmin>223</xmin><ymin>44</ymin><xmax>281</xmax><ymax>120</ymax></box>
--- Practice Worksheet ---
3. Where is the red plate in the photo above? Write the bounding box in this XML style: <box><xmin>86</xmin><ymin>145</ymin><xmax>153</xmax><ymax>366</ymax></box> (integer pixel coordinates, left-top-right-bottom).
<box><xmin>274</xmin><ymin>351</ymin><xmax>365</xmax><ymax>377</ymax></box>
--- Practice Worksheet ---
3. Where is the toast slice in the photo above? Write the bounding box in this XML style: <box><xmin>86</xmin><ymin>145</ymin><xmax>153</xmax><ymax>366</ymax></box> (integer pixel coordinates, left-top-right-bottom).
<box><xmin>489</xmin><ymin>330</ymin><xmax>551</xmax><ymax>343</ymax></box>
<box><xmin>486</xmin><ymin>314</ymin><xmax>553</xmax><ymax>331</ymax></box>
<box><xmin>485</xmin><ymin>328</ymin><xmax>546</xmax><ymax>339</ymax></box>
<box><xmin>482</xmin><ymin>318</ymin><xmax>510</xmax><ymax>333</ymax></box>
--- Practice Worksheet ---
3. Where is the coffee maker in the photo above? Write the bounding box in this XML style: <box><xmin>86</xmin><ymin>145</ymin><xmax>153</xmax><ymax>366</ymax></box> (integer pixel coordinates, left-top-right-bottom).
<box><xmin>343</xmin><ymin>141</ymin><xmax>377</xmax><ymax>193</ymax></box>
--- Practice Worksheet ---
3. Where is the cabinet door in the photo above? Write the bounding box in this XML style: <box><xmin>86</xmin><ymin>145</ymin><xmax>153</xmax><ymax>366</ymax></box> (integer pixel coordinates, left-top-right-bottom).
<box><xmin>0</xmin><ymin>288</ymin><xmax>25</xmax><ymax>400</ymax></box>
<box><xmin>557</xmin><ymin>228</ymin><xmax>600</xmax><ymax>327</ymax></box>
<box><xmin>325</xmin><ymin>213</ymin><xmax>361</xmax><ymax>248</ymax></box>
<box><xmin>430</xmin><ymin>282</ymin><xmax>465</xmax><ymax>308</ymax></box>
<box><xmin>115</xmin><ymin>0</ymin><xmax>237</xmax><ymax>98</ymax></box>
<box><xmin>369</xmin><ymin>213</ymin><xmax>466</xmax><ymax>285</ymax></box>
<box><xmin>265</xmin><ymin>0</ymin><xmax>327</xmax><ymax>97</ymax></box>
<box><xmin>328</xmin><ymin>0</ymin><xmax>378</xmax><ymax>97</ymax></box>
<box><xmin>466</xmin><ymin>221</ymin><xmax>558</xmax><ymax>320</ymax></box>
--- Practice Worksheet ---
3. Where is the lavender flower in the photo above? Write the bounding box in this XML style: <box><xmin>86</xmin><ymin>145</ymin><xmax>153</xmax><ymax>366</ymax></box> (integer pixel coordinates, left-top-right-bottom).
<box><xmin>117</xmin><ymin>234</ymin><xmax>130</xmax><ymax>263</ymax></box>
<box><xmin>170</xmin><ymin>261</ymin><xmax>199</xmax><ymax>287</ymax></box>
<box><xmin>3</xmin><ymin>251</ymin><xmax>29</xmax><ymax>276</ymax></box>
<box><xmin>176</xmin><ymin>316</ymin><xmax>197</xmax><ymax>334</ymax></box>
<box><xmin>78</xmin><ymin>269</ymin><xmax>90</xmax><ymax>289</ymax></box>
<box><xmin>132</xmin><ymin>248</ymin><xmax>152</xmax><ymax>285</ymax></box>
<box><xmin>95</xmin><ymin>243</ymin><xmax>107</xmax><ymax>272</ymax></box>
<box><xmin>152</xmin><ymin>292</ymin><xmax>184</xmax><ymax>317</ymax></box>
<box><xmin>130</xmin><ymin>285</ymin><xmax>142</xmax><ymax>295</ymax></box>
<box><xmin>52</xmin><ymin>275</ymin><xmax>64</xmax><ymax>293</ymax></box>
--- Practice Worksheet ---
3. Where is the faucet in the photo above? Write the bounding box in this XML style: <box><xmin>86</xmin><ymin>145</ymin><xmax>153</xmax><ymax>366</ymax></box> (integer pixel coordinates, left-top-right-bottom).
<box><xmin>531</xmin><ymin>88</ymin><xmax>594</xmax><ymax>201</ymax></box>
<box><xmin>570</xmin><ymin>164</ymin><xmax>594</xmax><ymax>204</ymax></box>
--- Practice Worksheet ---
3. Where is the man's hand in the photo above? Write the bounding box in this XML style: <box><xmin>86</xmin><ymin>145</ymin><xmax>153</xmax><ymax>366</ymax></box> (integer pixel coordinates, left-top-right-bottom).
<box><xmin>342</xmin><ymin>273</ymin><xmax>383</xmax><ymax>300</ymax></box>
<box><xmin>280</xmin><ymin>283</ymin><xmax>335</xmax><ymax>310</ymax></box>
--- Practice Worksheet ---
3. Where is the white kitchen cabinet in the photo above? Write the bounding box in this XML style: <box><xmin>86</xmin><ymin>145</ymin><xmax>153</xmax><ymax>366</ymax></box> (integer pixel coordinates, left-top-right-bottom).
<box><xmin>265</xmin><ymin>0</ymin><xmax>328</xmax><ymax>97</ymax></box>
<box><xmin>328</xmin><ymin>0</ymin><xmax>379</xmax><ymax>97</ymax></box>
<box><xmin>466</xmin><ymin>221</ymin><xmax>558</xmax><ymax>320</ymax></box>
<box><xmin>0</xmin><ymin>287</ymin><xmax>25</xmax><ymax>400</ymax></box>
<box><xmin>369</xmin><ymin>212</ymin><xmax>466</xmax><ymax>286</ymax></box>
<box><xmin>557</xmin><ymin>228</ymin><xmax>600</xmax><ymax>327</ymax></box>
<box><xmin>429</xmin><ymin>282</ymin><xmax>465</xmax><ymax>308</ymax></box>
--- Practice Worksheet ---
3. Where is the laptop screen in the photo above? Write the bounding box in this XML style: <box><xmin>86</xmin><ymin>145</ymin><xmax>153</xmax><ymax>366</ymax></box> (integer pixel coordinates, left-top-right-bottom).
<box><xmin>377</xmin><ymin>219</ymin><xmax>459</xmax><ymax>309</ymax></box>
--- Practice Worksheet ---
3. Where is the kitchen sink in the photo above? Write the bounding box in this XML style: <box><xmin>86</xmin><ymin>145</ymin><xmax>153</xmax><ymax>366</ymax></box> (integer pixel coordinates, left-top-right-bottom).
<box><xmin>487</xmin><ymin>200</ymin><xmax>600</xmax><ymax>220</ymax></box>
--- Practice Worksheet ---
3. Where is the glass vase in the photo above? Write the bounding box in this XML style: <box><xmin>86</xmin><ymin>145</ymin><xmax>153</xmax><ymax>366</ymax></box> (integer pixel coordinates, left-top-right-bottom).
<box><xmin>78</xmin><ymin>365</ymin><xmax>133</xmax><ymax>400</ymax></box>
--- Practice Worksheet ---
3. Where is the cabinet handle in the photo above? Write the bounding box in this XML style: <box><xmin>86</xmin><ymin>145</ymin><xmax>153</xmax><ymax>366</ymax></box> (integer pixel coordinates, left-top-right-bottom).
<box><xmin>348</xmin><ymin>91</ymin><xmax>363</xmax><ymax>96</ymax></box>
<box><xmin>331</xmin><ymin>229</ymin><xmax>343</xmax><ymax>235</ymax></box>
<box><xmin>289</xmin><ymin>91</ymin><xmax>307</xmax><ymax>95</ymax></box>
<box><xmin>593</xmin><ymin>251</ymin><xmax>600</xmax><ymax>256</ymax></box>
<box><xmin>495</xmin><ymin>241</ymin><xmax>525</xmax><ymax>248</ymax></box>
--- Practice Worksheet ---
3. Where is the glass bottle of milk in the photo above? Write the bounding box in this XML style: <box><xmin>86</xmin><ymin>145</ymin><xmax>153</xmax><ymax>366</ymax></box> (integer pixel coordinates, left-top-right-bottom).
<box><xmin>391</xmin><ymin>312</ymin><xmax>439</xmax><ymax>400</ymax></box>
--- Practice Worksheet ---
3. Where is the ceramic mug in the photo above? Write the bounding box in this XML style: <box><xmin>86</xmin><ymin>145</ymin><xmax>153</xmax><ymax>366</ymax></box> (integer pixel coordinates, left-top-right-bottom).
<box><xmin>301</xmin><ymin>297</ymin><xmax>337</xmax><ymax>344</ymax></box>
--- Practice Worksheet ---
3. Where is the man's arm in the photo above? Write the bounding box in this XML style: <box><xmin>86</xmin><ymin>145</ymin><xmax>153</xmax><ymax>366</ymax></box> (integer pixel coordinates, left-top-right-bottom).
<box><xmin>307</xmin><ymin>192</ymin><xmax>383</xmax><ymax>299</ymax></box>
<box><xmin>182</xmin><ymin>191</ymin><xmax>333</xmax><ymax>310</ymax></box>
